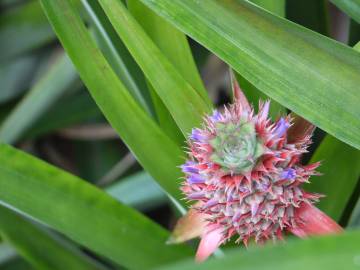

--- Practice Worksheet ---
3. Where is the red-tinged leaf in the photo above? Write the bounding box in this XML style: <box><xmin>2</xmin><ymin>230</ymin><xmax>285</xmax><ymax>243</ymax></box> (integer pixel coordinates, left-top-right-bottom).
<box><xmin>195</xmin><ymin>227</ymin><xmax>223</xmax><ymax>263</ymax></box>
<box><xmin>168</xmin><ymin>208</ymin><xmax>207</xmax><ymax>244</ymax></box>
<box><xmin>290</xmin><ymin>203</ymin><xmax>343</xmax><ymax>238</ymax></box>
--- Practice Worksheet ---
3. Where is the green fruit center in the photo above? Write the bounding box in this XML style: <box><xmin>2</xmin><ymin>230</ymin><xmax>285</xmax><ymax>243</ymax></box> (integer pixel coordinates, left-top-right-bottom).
<box><xmin>209</xmin><ymin>120</ymin><xmax>263</xmax><ymax>174</ymax></box>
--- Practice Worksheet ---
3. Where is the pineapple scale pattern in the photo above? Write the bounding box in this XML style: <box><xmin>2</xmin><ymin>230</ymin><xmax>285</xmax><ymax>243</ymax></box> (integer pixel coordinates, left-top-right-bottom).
<box><xmin>181</xmin><ymin>100</ymin><xmax>321</xmax><ymax>245</ymax></box>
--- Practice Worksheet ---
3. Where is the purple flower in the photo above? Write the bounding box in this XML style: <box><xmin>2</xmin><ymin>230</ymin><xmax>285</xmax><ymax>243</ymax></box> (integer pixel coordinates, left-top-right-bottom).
<box><xmin>187</xmin><ymin>192</ymin><xmax>206</xmax><ymax>200</ymax></box>
<box><xmin>181</xmin><ymin>161</ymin><xmax>198</xmax><ymax>174</ymax></box>
<box><xmin>191</xmin><ymin>129</ymin><xmax>207</xmax><ymax>142</ymax></box>
<box><xmin>210</xmin><ymin>110</ymin><xmax>222</xmax><ymax>122</ymax></box>
<box><xmin>188</xmin><ymin>174</ymin><xmax>206</xmax><ymax>184</ymax></box>
<box><xmin>281</xmin><ymin>168</ymin><xmax>296</xmax><ymax>180</ymax></box>
<box><xmin>273</xmin><ymin>118</ymin><xmax>290</xmax><ymax>138</ymax></box>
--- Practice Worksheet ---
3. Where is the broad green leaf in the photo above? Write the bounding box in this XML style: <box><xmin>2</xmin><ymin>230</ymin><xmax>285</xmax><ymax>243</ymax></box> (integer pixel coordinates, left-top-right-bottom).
<box><xmin>330</xmin><ymin>0</ymin><xmax>360</xmax><ymax>24</ymax></box>
<box><xmin>40</xmin><ymin>0</ymin><xmax>186</xmax><ymax>202</ymax></box>
<box><xmin>0</xmin><ymin>206</ymin><xmax>102</xmax><ymax>270</ymax></box>
<box><xmin>82</xmin><ymin>0</ymin><xmax>154</xmax><ymax>115</ymax></box>
<box><xmin>127</xmin><ymin>0</ymin><xmax>188</xmax><ymax>144</ymax></box>
<box><xmin>157</xmin><ymin>230</ymin><xmax>360</xmax><ymax>270</ymax></box>
<box><xmin>0</xmin><ymin>52</ymin><xmax>78</xmax><ymax>144</ymax></box>
<box><xmin>235</xmin><ymin>1</ymin><xmax>285</xmax><ymax>119</ymax></box>
<box><xmin>127</xmin><ymin>0</ymin><xmax>211</xmax><ymax>106</ymax></box>
<box><xmin>0</xmin><ymin>143</ymin><xmax>193</xmax><ymax>268</ymax></box>
<box><xmin>106</xmin><ymin>171</ymin><xmax>167</xmax><ymax>211</ymax></box>
<box><xmin>0</xmin><ymin>0</ymin><xmax>54</xmax><ymax>62</ymax></box>
<box><xmin>306</xmin><ymin>135</ymin><xmax>360</xmax><ymax>221</ymax></box>
<box><xmin>139</xmin><ymin>0</ymin><xmax>360</xmax><ymax>150</ymax></box>
<box><xmin>98</xmin><ymin>0</ymin><xmax>212</xmax><ymax>135</ymax></box>
<box><xmin>0</xmin><ymin>55</ymin><xmax>39</xmax><ymax>104</ymax></box>
<box><xmin>147</xmin><ymin>85</ymin><xmax>185</xmax><ymax>146</ymax></box>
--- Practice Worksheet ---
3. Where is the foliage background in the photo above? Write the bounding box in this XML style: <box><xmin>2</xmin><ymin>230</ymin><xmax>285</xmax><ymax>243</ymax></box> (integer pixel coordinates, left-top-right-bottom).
<box><xmin>0</xmin><ymin>0</ymin><xmax>359</xmax><ymax>269</ymax></box>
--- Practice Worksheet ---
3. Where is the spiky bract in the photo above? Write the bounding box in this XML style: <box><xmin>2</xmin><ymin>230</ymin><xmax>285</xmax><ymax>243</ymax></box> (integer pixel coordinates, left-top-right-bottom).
<box><xmin>181</xmin><ymin>100</ymin><xmax>321</xmax><ymax>245</ymax></box>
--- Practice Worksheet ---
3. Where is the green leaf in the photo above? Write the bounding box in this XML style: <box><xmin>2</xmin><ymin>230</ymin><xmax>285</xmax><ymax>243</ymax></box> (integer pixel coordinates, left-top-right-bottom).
<box><xmin>156</xmin><ymin>230</ymin><xmax>360</xmax><ymax>270</ymax></box>
<box><xmin>106</xmin><ymin>171</ymin><xmax>167</xmax><ymax>211</ymax></box>
<box><xmin>40</xmin><ymin>0</ymin><xmax>186</xmax><ymax>202</ymax></box>
<box><xmin>147</xmin><ymin>84</ymin><xmax>185</xmax><ymax>145</ymax></box>
<box><xmin>0</xmin><ymin>52</ymin><xmax>78</xmax><ymax>144</ymax></box>
<box><xmin>234</xmin><ymin>1</ymin><xmax>286</xmax><ymax>119</ymax></box>
<box><xmin>312</xmin><ymin>44</ymin><xmax>360</xmax><ymax>222</ymax></box>
<box><xmin>127</xmin><ymin>0</ymin><xmax>185</xmax><ymax>144</ymax></box>
<box><xmin>0</xmin><ymin>143</ymin><xmax>193</xmax><ymax>268</ymax></box>
<box><xmin>82</xmin><ymin>0</ymin><xmax>154</xmax><ymax>115</ymax></box>
<box><xmin>98</xmin><ymin>0</ymin><xmax>212</xmax><ymax>135</ymax></box>
<box><xmin>306</xmin><ymin>135</ymin><xmax>360</xmax><ymax>221</ymax></box>
<box><xmin>127</xmin><ymin>0</ymin><xmax>211</xmax><ymax>106</ymax></box>
<box><xmin>0</xmin><ymin>0</ymin><xmax>54</xmax><ymax>62</ymax></box>
<box><xmin>139</xmin><ymin>0</ymin><xmax>360</xmax><ymax>150</ymax></box>
<box><xmin>0</xmin><ymin>206</ymin><xmax>103</xmax><ymax>270</ymax></box>
<box><xmin>330</xmin><ymin>0</ymin><xmax>360</xmax><ymax>24</ymax></box>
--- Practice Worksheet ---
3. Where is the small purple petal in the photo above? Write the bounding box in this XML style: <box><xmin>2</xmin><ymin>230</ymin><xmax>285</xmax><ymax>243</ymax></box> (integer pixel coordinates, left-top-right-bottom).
<box><xmin>203</xmin><ymin>199</ymin><xmax>218</xmax><ymax>208</ymax></box>
<box><xmin>281</xmin><ymin>168</ymin><xmax>296</xmax><ymax>180</ymax></box>
<box><xmin>239</xmin><ymin>186</ymin><xmax>249</xmax><ymax>193</ymax></box>
<box><xmin>190</xmin><ymin>129</ymin><xmax>207</xmax><ymax>142</ymax></box>
<box><xmin>210</xmin><ymin>110</ymin><xmax>222</xmax><ymax>122</ymax></box>
<box><xmin>188</xmin><ymin>174</ymin><xmax>206</xmax><ymax>184</ymax></box>
<box><xmin>273</xmin><ymin>118</ymin><xmax>290</xmax><ymax>138</ymax></box>
<box><xmin>187</xmin><ymin>192</ymin><xmax>206</xmax><ymax>200</ymax></box>
<box><xmin>181</xmin><ymin>161</ymin><xmax>198</xmax><ymax>174</ymax></box>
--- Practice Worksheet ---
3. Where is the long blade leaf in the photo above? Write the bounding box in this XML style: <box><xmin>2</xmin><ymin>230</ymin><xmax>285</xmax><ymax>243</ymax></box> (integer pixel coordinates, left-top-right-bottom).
<box><xmin>127</xmin><ymin>0</ymin><xmax>211</xmax><ymax>106</ymax></box>
<box><xmin>139</xmin><ymin>0</ymin><xmax>360</xmax><ymax>150</ymax></box>
<box><xmin>0</xmin><ymin>206</ymin><xmax>103</xmax><ymax>270</ymax></box>
<box><xmin>0</xmin><ymin>143</ymin><xmax>193</xmax><ymax>269</ymax></box>
<box><xmin>82</xmin><ymin>0</ymin><xmax>154</xmax><ymax>115</ymax></box>
<box><xmin>40</xmin><ymin>0</ymin><xmax>185</xmax><ymax>202</ymax></box>
<box><xmin>98</xmin><ymin>0</ymin><xmax>212</xmax><ymax>135</ymax></box>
